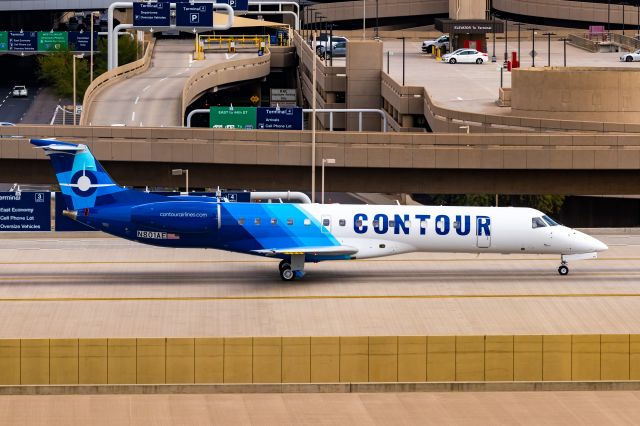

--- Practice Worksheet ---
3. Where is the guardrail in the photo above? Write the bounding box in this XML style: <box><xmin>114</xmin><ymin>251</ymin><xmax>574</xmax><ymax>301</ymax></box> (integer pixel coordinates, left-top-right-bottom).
<box><xmin>1</xmin><ymin>334</ymin><xmax>638</xmax><ymax>385</ymax></box>
<box><xmin>80</xmin><ymin>39</ymin><xmax>156</xmax><ymax>126</ymax></box>
<box><xmin>610</xmin><ymin>33</ymin><xmax>640</xmax><ymax>51</ymax></box>
<box><xmin>567</xmin><ymin>34</ymin><xmax>599</xmax><ymax>53</ymax></box>
<box><xmin>180</xmin><ymin>53</ymin><xmax>272</xmax><ymax>125</ymax></box>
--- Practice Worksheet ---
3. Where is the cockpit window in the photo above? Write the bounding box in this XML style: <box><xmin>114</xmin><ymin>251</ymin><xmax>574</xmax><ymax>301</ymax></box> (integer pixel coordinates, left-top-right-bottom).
<box><xmin>532</xmin><ymin>217</ymin><xmax>547</xmax><ymax>228</ymax></box>
<box><xmin>542</xmin><ymin>215</ymin><xmax>559</xmax><ymax>226</ymax></box>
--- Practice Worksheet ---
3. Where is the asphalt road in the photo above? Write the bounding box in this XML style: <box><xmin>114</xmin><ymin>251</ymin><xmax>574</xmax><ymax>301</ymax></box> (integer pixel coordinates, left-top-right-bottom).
<box><xmin>87</xmin><ymin>39</ymin><xmax>254</xmax><ymax>127</ymax></box>
<box><xmin>0</xmin><ymin>85</ymin><xmax>37</xmax><ymax>124</ymax></box>
<box><xmin>1</xmin><ymin>232</ymin><xmax>640</xmax><ymax>338</ymax></box>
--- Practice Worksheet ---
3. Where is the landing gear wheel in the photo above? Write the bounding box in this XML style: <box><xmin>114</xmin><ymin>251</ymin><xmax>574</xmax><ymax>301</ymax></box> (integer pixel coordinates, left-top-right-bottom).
<box><xmin>449</xmin><ymin>58</ymin><xmax>457</xmax><ymax>64</ymax></box>
<box><xmin>558</xmin><ymin>265</ymin><xmax>569</xmax><ymax>276</ymax></box>
<box><xmin>280</xmin><ymin>267</ymin><xmax>295</xmax><ymax>281</ymax></box>
<box><xmin>279</xmin><ymin>260</ymin><xmax>290</xmax><ymax>272</ymax></box>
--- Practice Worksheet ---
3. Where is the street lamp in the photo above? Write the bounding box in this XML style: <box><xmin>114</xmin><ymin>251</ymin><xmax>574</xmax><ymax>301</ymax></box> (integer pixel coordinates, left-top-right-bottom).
<box><xmin>72</xmin><ymin>53</ymin><xmax>84</xmax><ymax>126</ymax></box>
<box><xmin>543</xmin><ymin>32</ymin><xmax>555</xmax><ymax>66</ymax></box>
<box><xmin>528</xmin><ymin>27</ymin><xmax>539</xmax><ymax>67</ymax></box>
<box><xmin>514</xmin><ymin>22</ymin><xmax>525</xmax><ymax>64</ymax></box>
<box><xmin>172</xmin><ymin>169</ymin><xmax>189</xmax><ymax>193</ymax></box>
<box><xmin>321</xmin><ymin>158</ymin><xmax>335</xmax><ymax>204</ymax></box>
<box><xmin>560</xmin><ymin>37</ymin><xmax>569</xmax><ymax>66</ymax></box>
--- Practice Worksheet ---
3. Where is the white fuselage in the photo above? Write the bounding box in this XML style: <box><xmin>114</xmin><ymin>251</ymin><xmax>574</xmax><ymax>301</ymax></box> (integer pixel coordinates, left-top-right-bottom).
<box><xmin>298</xmin><ymin>204</ymin><xmax>607</xmax><ymax>259</ymax></box>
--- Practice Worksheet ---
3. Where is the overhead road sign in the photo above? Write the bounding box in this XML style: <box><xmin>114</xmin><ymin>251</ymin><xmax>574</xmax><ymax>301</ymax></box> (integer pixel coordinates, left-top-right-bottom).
<box><xmin>37</xmin><ymin>31</ymin><xmax>68</xmax><ymax>52</ymax></box>
<box><xmin>220</xmin><ymin>0</ymin><xmax>249</xmax><ymax>11</ymax></box>
<box><xmin>68</xmin><ymin>32</ymin><xmax>98</xmax><ymax>52</ymax></box>
<box><xmin>210</xmin><ymin>106</ymin><xmax>256</xmax><ymax>129</ymax></box>
<box><xmin>257</xmin><ymin>107</ymin><xmax>302</xmax><ymax>130</ymax></box>
<box><xmin>133</xmin><ymin>1</ymin><xmax>171</xmax><ymax>27</ymax></box>
<box><xmin>0</xmin><ymin>192</ymin><xmax>51</xmax><ymax>232</ymax></box>
<box><xmin>8</xmin><ymin>31</ymin><xmax>37</xmax><ymax>51</ymax></box>
<box><xmin>270</xmin><ymin>88</ymin><xmax>296</xmax><ymax>107</ymax></box>
<box><xmin>0</xmin><ymin>31</ymin><xmax>7</xmax><ymax>51</ymax></box>
<box><xmin>176</xmin><ymin>3</ymin><xmax>214</xmax><ymax>27</ymax></box>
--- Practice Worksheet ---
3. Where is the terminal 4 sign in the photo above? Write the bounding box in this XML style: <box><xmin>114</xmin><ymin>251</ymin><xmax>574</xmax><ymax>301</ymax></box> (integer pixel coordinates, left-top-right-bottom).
<box><xmin>0</xmin><ymin>192</ymin><xmax>51</xmax><ymax>232</ymax></box>
<box><xmin>133</xmin><ymin>1</ymin><xmax>171</xmax><ymax>27</ymax></box>
<box><xmin>257</xmin><ymin>107</ymin><xmax>302</xmax><ymax>130</ymax></box>
<box><xmin>176</xmin><ymin>3</ymin><xmax>213</xmax><ymax>27</ymax></box>
<box><xmin>8</xmin><ymin>31</ymin><xmax>37</xmax><ymax>51</ymax></box>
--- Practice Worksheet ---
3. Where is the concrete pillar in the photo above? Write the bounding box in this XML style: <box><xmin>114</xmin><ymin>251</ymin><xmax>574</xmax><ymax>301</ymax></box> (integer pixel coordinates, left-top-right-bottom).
<box><xmin>346</xmin><ymin>40</ymin><xmax>383</xmax><ymax>131</ymax></box>
<box><xmin>449</xmin><ymin>0</ymin><xmax>485</xmax><ymax>20</ymax></box>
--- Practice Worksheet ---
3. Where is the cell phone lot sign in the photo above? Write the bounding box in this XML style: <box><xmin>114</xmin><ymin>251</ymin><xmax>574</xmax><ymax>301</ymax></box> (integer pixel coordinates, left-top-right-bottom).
<box><xmin>0</xmin><ymin>192</ymin><xmax>51</xmax><ymax>231</ymax></box>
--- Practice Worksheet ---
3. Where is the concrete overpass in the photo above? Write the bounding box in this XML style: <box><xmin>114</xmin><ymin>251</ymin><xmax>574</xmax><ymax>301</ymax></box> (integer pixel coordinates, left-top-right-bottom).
<box><xmin>3</xmin><ymin>125</ymin><xmax>640</xmax><ymax>195</ymax></box>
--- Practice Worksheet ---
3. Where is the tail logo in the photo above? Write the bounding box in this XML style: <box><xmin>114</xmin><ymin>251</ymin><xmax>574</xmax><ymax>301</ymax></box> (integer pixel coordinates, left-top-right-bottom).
<box><xmin>69</xmin><ymin>170</ymin><xmax>98</xmax><ymax>197</ymax></box>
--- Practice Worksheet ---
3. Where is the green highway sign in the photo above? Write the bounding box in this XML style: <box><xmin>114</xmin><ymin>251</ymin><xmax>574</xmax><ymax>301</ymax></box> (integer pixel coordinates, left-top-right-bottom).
<box><xmin>38</xmin><ymin>31</ymin><xmax>68</xmax><ymax>52</ymax></box>
<box><xmin>0</xmin><ymin>31</ymin><xmax>7</xmax><ymax>51</ymax></box>
<box><xmin>210</xmin><ymin>106</ymin><xmax>256</xmax><ymax>129</ymax></box>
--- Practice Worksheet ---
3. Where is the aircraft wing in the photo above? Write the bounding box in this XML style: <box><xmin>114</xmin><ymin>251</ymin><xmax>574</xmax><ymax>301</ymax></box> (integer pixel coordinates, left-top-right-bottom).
<box><xmin>253</xmin><ymin>245</ymin><xmax>358</xmax><ymax>256</ymax></box>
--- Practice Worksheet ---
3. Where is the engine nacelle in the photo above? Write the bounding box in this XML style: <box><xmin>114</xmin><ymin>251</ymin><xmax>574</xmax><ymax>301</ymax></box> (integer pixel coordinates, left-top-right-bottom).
<box><xmin>131</xmin><ymin>201</ymin><xmax>217</xmax><ymax>233</ymax></box>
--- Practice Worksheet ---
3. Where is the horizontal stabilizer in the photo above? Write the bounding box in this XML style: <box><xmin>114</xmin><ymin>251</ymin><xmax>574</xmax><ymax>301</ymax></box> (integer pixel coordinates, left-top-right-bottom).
<box><xmin>31</xmin><ymin>139</ymin><xmax>85</xmax><ymax>154</ymax></box>
<box><xmin>253</xmin><ymin>245</ymin><xmax>358</xmax><ymax>256</ymax></box>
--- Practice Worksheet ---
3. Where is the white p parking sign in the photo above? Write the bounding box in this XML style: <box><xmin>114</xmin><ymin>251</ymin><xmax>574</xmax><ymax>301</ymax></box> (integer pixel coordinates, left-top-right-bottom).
<box><xmin>190</xmin><ymin>13</ymin><xmax>199</xmax><ymax>24</ymax></box>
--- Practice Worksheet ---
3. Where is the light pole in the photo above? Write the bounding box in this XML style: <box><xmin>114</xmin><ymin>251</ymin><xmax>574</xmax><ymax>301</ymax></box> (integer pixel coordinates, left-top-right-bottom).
<box><xmin>503</xmin><ymin>17</ymin><xmax>508</xmax><ymax>63</ymax></box>
<box><xmin>90</xmin><ymin>11</ymin><xmax>98</xmax><ymax>83</ymax></box>
<box><xmin>311</xmin><ymin>32</ymin><xmax>317</xmax><ymax>203</ymax></box>
<box><xmin>72</xmin><ymin>53</ymin><xmax>84</xmax><ymax>125</ymax></box>
<box><xmin>528</xmin><ymin>27</ymin><xmax>539</xmax><ymax>67</ymax></box>
<box><xmin>321</xmin><ymin>158</ymin><xmax>335</xmax><ymax>204</ymax></box>
<box><xmin>491</xmin><ymin>14</ymin><xmax>496</xmax><ymax>61</ymax></box>
<box><xmin>560</xmin><ymin>37</ymin><xmax>569</xmax><ymax>66</ymax></box>
<box><xmin>375</xmin><ymin>0</ymin><xmax>379</xmax><ymax>39</ymax></box>
<box><xmin>362</xmin><ymin>0</ymin><xmax>366</xmax><ymax>40</ymax></box>
<box><xmin>637</xmin><ymin>0</ymin><xmax>639</xmax><ymax>39</ymax></box>
<box><xmin>608</xmin><ymin>0</ymin><xmax>611</xmax><ymax>33</ymax></box>
<box><xmin>543</xmin><ymin>32</ymin><xmax>555</xmax><ymax>66</ymax></box>
<box><xmin>172</xmin><ymin>169</ymin><xmax>189</xmax><ymax>193</ymax></box>
<box><xmin>623</xmin><ymin>1</ymin><xmax>628</xmax><ymax>36</ymax></box>
<box><xmin>401</xmin><ymin>36</ymin><xmax>405</xmax><ymax>85</ymax></box>
<box><xmin>514</xmin><ymin>22</ymin><xmax>525</xmax><ymax>64</ymax></box>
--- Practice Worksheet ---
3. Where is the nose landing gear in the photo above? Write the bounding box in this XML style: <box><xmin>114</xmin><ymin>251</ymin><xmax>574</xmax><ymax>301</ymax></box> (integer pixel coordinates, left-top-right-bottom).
<box><xmin>558</xmin><ymin>262</ymin><xmax>569</xmax><ymax>276</ymax></box>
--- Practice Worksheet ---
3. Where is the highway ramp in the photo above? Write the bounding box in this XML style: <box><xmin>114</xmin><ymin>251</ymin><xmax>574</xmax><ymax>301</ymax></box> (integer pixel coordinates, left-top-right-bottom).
<box><xmin>87</xmin><ymin>39</ymin><xmax>254</xmax><ymax>127</ymax></box>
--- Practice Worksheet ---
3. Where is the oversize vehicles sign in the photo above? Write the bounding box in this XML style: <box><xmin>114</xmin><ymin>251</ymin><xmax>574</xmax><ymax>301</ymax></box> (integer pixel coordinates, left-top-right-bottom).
<box><xmin>257</xmin><ymin>107</ymin><xmax>303</xmax><ymax>130</ymax></box>
<box><xmin>210</xmin><ymin>107</ymin><xmax>256</xmax><ymax>129</ymax></box>
<box><xmin>68</xmin><ymin>32</ymin><xmax>98</xmax><ymax>51</ymax></box>
<box><xmin>0</xmin><ymin>192</ymin><xmax>51</xmax><ymax>232</ymax></box>
<box><xmin>176</xmin><ymin>3</ymin><xmax>213</xmax><ymax>27</ymax></box>
<box><xmin>133</xmin><ymin>1</ymin><xmax>171</xmax><ymax>27</ymax></box>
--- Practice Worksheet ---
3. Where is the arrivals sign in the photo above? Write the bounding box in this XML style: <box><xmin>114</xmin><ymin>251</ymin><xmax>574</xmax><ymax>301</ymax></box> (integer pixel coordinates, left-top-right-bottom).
<box><xmin>38</xmin><ymin>31</ymin><xmax>68</xmax><ymax>52</ymax></box>
<box><xmin>210</xmin><ymin>107</ymin><xmax>257</xmax><ymax>129</ymax></box>
<box><xmin>0</xmin><ymin>31</ymin><xmax>7</xmax><ymax>51</ymax></box>
<box><xmin>0</xmin><ymin>192</ymin><xmax>51</xmax><ymax>232</ymax></box>
<box><xmin>176</xmin><ymin>3</ymin><xmax>213</xmax><ymax>27</ymax></box>
<box><xmin>133</xmin><ymin>2</ymin><xmax>171</xmax><ymax>27</ymax></box>
<box><xmin>256</xmin><ymin>107</ymin><xmax>302</xmax><ymax>130</ymax></box>
<box><xmin>8</xmin><ymin>31</ymin><xmax>37</xmax><ymax>51</ymax></box>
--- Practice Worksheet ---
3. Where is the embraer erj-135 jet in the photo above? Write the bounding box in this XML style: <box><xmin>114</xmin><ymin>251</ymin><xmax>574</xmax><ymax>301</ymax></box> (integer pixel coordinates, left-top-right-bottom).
<box><xmin>33</xmin><ymin>139</ymin><xmax>608</xmax><ymax>280</ymax></box>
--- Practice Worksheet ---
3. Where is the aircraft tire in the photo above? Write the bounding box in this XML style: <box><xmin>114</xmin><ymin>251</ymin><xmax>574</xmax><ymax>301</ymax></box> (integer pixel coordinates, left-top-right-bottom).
<box><xmin>280</xmin><ymin>267</ymin><xmax>295</xmax><ymax>281</ymax></box>
<box><xmin>279</xmin><ymin>260</ymin><xmax>290</xmax><ymax>272</ymax></box>
<box><xmin>558</xmin><ymin>265</ymin><xmax>569</xmax><ymax>276</ymax></box>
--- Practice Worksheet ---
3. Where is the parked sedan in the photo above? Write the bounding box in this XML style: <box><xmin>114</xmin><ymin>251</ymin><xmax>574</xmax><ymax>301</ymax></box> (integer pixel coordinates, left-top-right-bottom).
<box><xmin>442</xmin><ymin>49</ymin><xmax>488</xmax><ymax>64</ymax></box>
<box><xmin>320</xmin><ymin>42</ymin><xmax>346</xmax><ymax>60</ymax></box>
<box><xmin>620</xmin><ymin>49</ymin><xmax>640</xmax><ymax>62</ymax></box>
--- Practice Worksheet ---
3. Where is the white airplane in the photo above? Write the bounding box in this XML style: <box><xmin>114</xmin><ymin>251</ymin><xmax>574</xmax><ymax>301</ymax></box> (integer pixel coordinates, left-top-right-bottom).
<box><xmin>34</xmin><ymin>139</ymin><xmax>608</xmax><ymax>280</ymax></box>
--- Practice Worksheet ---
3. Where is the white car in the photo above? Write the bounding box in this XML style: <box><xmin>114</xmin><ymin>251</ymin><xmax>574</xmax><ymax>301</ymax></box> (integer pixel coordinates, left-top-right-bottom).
<box><xmin>442</xmin><ymin>49</ymin><xmax>489</xmax><ymax>64</ymax></box>
<box><xmin>12</xmin><ymin>85</ymin><xmax>27</xmax><ymax>97</ymax></box>
<box><xmin>620</xmin><ymin>49</ymin><xmax>640</xmax><ymax>62</ymax></box>
<box><xmin>422</xmin><ymin>35</ymin><xmax>449</xmax><ymax>53</ymax></box>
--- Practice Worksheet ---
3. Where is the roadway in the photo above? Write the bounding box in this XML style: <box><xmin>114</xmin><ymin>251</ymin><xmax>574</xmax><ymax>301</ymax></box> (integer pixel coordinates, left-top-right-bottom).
<box><xmin>1</xmin><ymin>232</ymin><xmax>640</xmax><ymax>338</ymax></box>
<box><xmin>0</xmin><ymin>85</ymin><xmax>38</xmax><ymax>124</ymax></box>
<box><xmin>87</xmin><ymin>39</ymin><xmax>254</xmax><ymax>127</ymax></box>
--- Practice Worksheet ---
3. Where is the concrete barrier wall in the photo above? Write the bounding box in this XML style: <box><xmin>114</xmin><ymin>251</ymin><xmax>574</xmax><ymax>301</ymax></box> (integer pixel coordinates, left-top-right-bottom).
<box><xmin>80</xmin><ymin>39</ymin><xmax>156</xmax><ymax>126</ymax></box>
<box><xmin>494</xmin><ymin>0</ymin><xmax>635</xmax><ymax>25</ymax></box>
<box><xmin>305</xmin><ymin>0</ymin><xmax>447</xmax><ymax>24</ymax></box>
<box><xmin>512</xmin><ymin>67</ymin><xmax>640</xmax><ymax>113</ymax></box>
<box><xmin>1</xmin><ymin>335</ymin><xmax>639</xmax><ymax>385</ymax></box>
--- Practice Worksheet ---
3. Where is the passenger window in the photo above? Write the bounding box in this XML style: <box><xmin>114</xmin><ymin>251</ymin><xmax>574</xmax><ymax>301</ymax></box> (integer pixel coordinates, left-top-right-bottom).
<box><xmin>389</xmin><ymin>220</ymin><xmax>395</xmax><ymax>227</ymax></box>
<box><xmin>287</xmin><ymin>218</ymin><xmax>294</xmax><ymax>226</ymax></box>
<box><xmin>322</xmin><ymin>218</ymin><xmax>330</xmax><ymax>226</ymax></box>
<box><xmin>532</xmin><ymin>217</ymin><xmax>546</xmax><ymax>229</ymax></box>
<box><xmin>373</xmin><ymin>220</ymin><xmax>379</xmax><ymax>227</ymax></box>
<box><xmin>304</xmin><ymin>218</ymin><xmax>311</xmax><ymax>226</ymax></box>
<box><xmin>339</xmin><ymin>219</ymin><xmax>346</xmax><ymax>226</ymax></box>
<box><xmin>420</xmin><ymin>220</ymin><xmax>428</xmax><ymax>229</ymax></box>
<box><xmin>254</xmin><ymin>217</ymin><xmax>261</xmax><ymax>225</ymax></box>
<box><xmin>356</xmin><ymin>219</ymin><xmax>363</xmax><ymax>227</ymax></box>
<box><xmin>453</xmin><ymin>221</ymin><xmax>460</xmax><ymax>229</ymax></box>
<box><xmin>405</xmin><ymin>220</ymin><xmax>411</xmax><ymax>228</ymax></box>
<box><xmin>271</xmin><ymin>218</ymin><xmax>278</xmax><ymax>225</ymax></box>
<box><xmin>238</xmin><ymin>218</ymin><xmax>245</xmax><ymax>225</ymax></box>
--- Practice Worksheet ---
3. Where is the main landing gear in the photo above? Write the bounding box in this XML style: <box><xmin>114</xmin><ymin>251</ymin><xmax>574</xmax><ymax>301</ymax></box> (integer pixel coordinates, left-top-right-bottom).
<box><xmin>279</xmin><ymin>255</ymin><xmax>306</xmax><ymax>281</ymax></box>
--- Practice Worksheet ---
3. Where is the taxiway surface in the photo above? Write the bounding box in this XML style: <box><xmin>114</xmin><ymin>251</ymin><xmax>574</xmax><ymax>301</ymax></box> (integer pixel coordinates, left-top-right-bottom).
<box><xmin>1</xmin><ymin>232</ymin><xmax>640</xmax><ymax>338</ymax></box>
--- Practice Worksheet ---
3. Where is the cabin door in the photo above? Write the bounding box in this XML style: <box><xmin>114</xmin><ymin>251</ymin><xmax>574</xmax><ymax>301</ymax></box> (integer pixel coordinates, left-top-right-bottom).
<box><xmin>476</xmin><ymin>216</ymin><xmax>491</xmax><ymax>248</ymax></box>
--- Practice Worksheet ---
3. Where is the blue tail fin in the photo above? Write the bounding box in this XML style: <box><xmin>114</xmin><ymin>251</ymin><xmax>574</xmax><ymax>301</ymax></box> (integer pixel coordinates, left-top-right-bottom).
<box><xmin>32</xmin><ymin>139</ymin><xmax>129</xmax><ymax>210</ymax></box>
